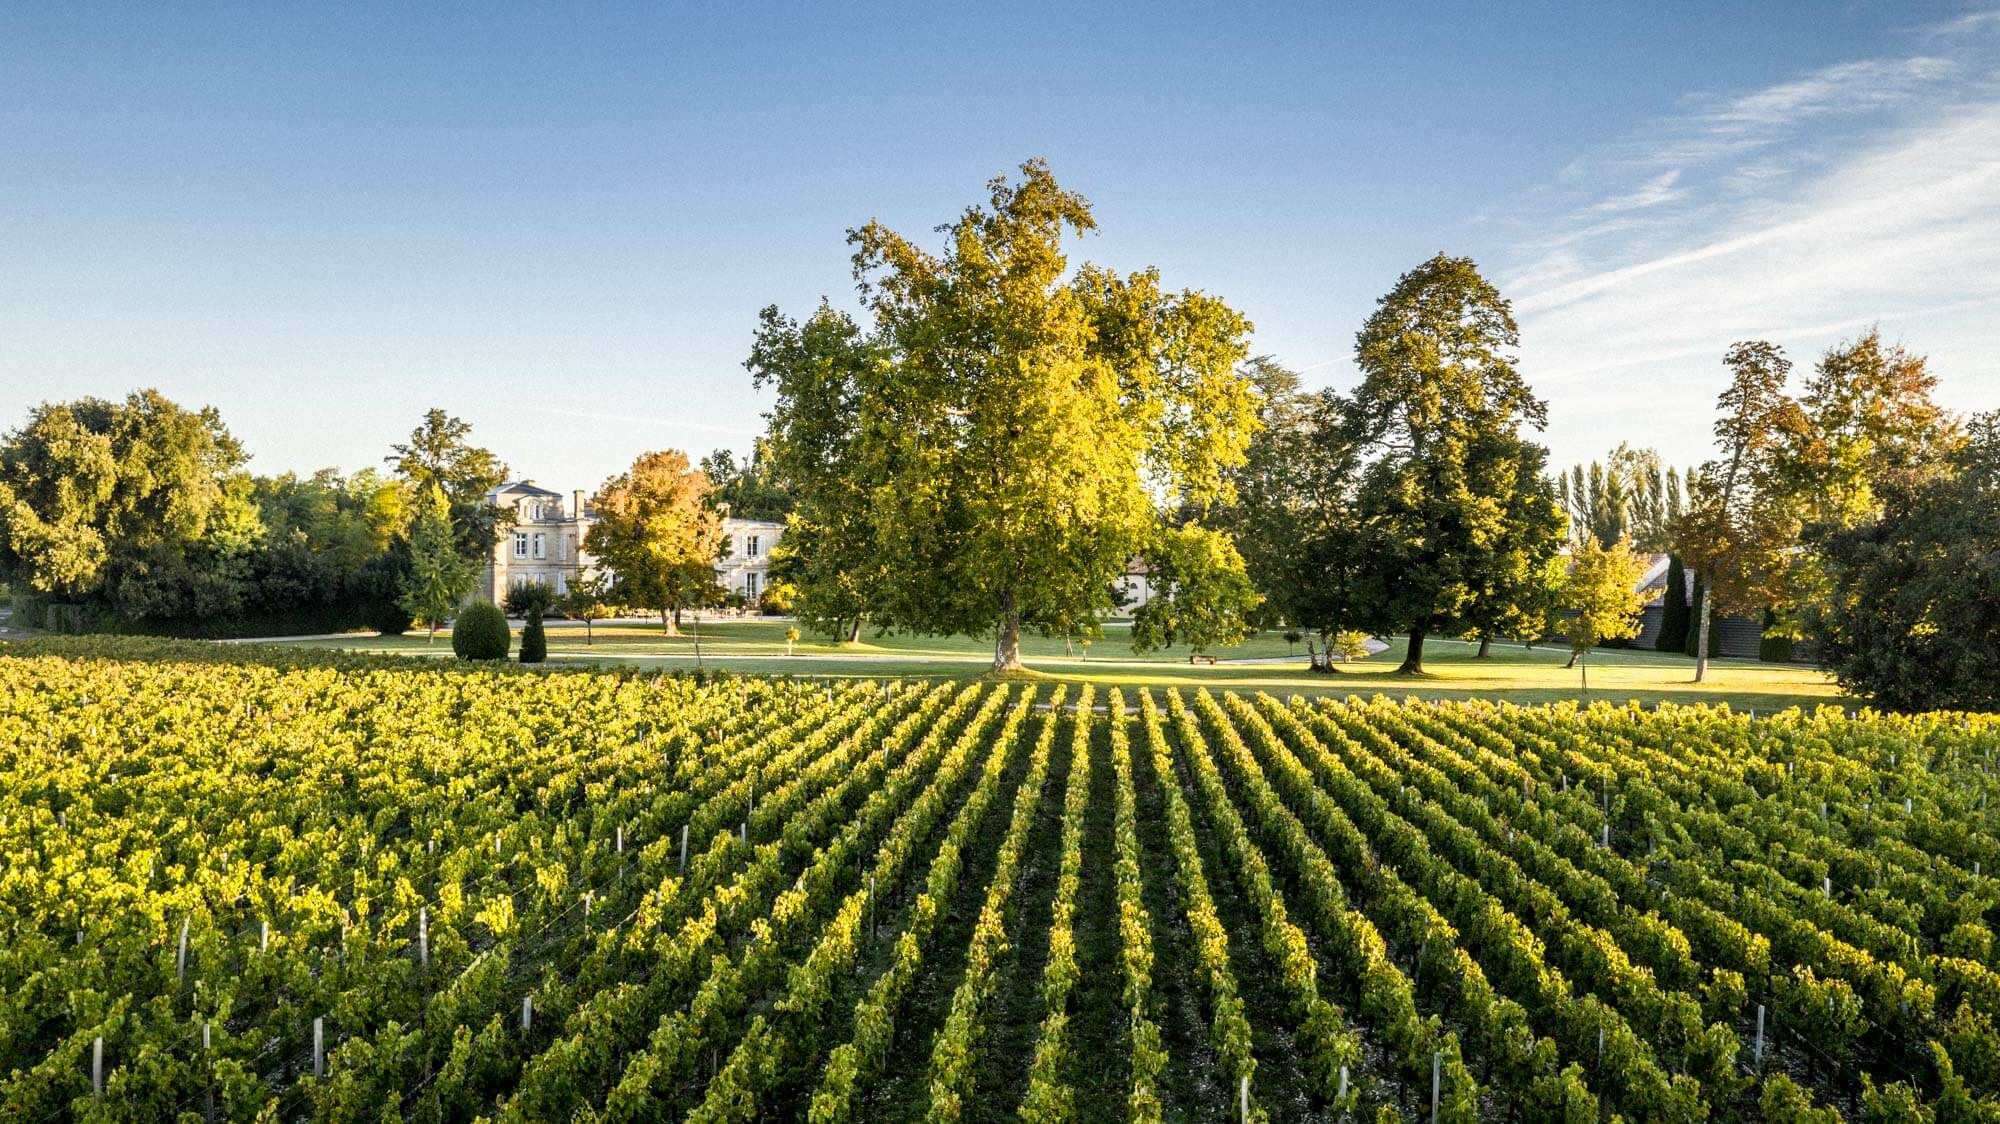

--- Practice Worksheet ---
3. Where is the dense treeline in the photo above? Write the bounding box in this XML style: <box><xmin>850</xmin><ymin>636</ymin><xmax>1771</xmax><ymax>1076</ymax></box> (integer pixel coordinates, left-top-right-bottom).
<box><xmin>0</xmin><ymin>399</ymin><xmax>509</xmax><ymax>637</ymax></box>
<box><xmin>5</xmin><ymin>162</ymin><xmax>1991</xmax><ymax>708</ymax></box>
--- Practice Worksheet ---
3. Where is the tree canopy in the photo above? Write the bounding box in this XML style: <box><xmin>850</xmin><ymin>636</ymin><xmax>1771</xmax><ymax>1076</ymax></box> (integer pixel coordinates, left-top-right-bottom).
<box><xmin>1558</xmin><ymin>444</ymin><xmax>1686</xmax><ymax>552</ymax></box>
<box><xmin>746</xmin><ymin>301</ymin><xmax>889</xmax><ymax>643</ymax></box>
<box><xmin>399</xmin><ymin>484</ymin><xmax>474</xmax><ymax>641</ymax></box>
<box><xmin>1676</xmin><ymin>331</ymin><xmax>1959</xmax><ymax>679</ymax></box>
<box><xmin>701</xmin><ymin>442</ymin><xmax>794</xmax><ymax>522</ymax></box>
<box><xmin>1212</xmin><ymin>357</ymin><xmax>1362</xmax><ymax>639</ymax></box>
<box><xmin>0</xmin><ymin>390</ymin><xmax>257</xmax><ymax>623</ymax></box>
<box><xmin>1559</xmin><ymin>537</ymin><xmax>1648</xmax><ymax>689</ymax></box>
<box><xmin>387</xmin><ymin>408</ymin><xmax>508</xmax><ymax>561</ymax></box>
<box><xmin>1344</xmin><ymin>254</ymin><xmax>1564</xmax><ymax>674</ymax></box>
<box><xmin>584</xmin><ymin>449</ymin><xmax>723</xmax><ymax>634</ymax></box>
<box><xmin>1675</xmin><ymin>340</ymin><xmax>1807</xmax><ymax>679</ymax></box>
<box><xmin>756</xmin><ymin>159</ymin><xmax>1261</xmax><ymax>670</ymax></box>
<box><xmin>1129</xmin><ymin>523</ymin><xmax>1262</xmax><ymax>658</ymax></box>
<box><xmin>1812</xmin><ymin>413</ymin><xmax>1999</xmax><ymax>712</ymax></box>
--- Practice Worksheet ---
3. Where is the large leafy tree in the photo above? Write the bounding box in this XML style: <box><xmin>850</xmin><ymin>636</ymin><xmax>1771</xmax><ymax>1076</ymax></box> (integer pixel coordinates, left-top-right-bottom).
<box><xmin>701</xmin><ymin>441</ymin><xmax>794</xmax><ymax>522</ymax></box>
<box><xmin>0</xmin><ymin>389</ymin><xmax>260</xmax><ymax>623</ymax></box>
<box><xmin>1458</xmin><ymin>439</ymin><xmax>1566</xmax><ymax>657</ymax></box>
<box><xmin>585</xmin><ymin>449</ymin><xmax>723</xmax><ymax>634</ymax></box>
<box><xmin>1676</xmin><ymin>341</ymin><xmax>1807</xmax><ymax>681</ymax></box>
<box><xmin>1787</xmin><ymin>330</ymin><xmax>1960</xmax><ymax>524</ymax></box>
<box><xmin>387</xmin><ymin>409</ymin><xmax>508</xmax><ymax>561</ymax></box>
<box><xmin>1772</xmin><ymin>331</ymin><xmax>1962</xmax><ymax>634</ymax></box>
<box><xmin>1813</xmin><ymin>413</ymin><xmax>2000</xmax><ymax>711</ymax></box>
<box><xmin>398</xmin><ymin>484</ymin><xmax>474</xmax><ymax>643</ymax></box>
<box><xmin>251</xmin><ymin>468</ymin><xmax>406</xmax><ymax>576</ymax></box>
<box><xmin>746</xmin><ymin>302</ymin><xmax>890</xmax><ymax>643</ymax></box>
<box><xmin>1130</xmin><ymin>523</ymin><xmax>1262</xmax><ymax>659</ymax></box>
<box><xmin>1559</xmin><ymin>537</ymin><xmax>1648</xmax><ymax>689</ymax></box>
<box><xmin>1211</xmin><ymin>357</ymin><xmax>1363</xmax><ymax>640</ymax></box>
<box><xmin>1344</xmin><ymin>254</ymin><xmax>1562</xmax><ymax>674</ymax></box>
<box><xmin>768</xmin><ymin>160</ymin><xmax>1260</xmax><ymax>671</ymax></box>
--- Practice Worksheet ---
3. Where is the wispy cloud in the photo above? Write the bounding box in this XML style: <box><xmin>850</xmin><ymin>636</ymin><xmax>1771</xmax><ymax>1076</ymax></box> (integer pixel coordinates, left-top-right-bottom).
<box><xmin>1497</xmin><ymin>10</ymin><xmax>2000</xmax><ymax>466</ymax></box>
<box><xmin>1587</xmin><ymin>170</ymin><xmax>1687</xmax><ymax>213</ymax></box>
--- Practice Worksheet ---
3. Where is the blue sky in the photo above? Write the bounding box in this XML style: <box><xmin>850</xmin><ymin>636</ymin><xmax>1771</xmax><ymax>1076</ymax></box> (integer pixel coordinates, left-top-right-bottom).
<box><xmin>5</xmin><ymin>3</ymin><xmax>1997</xmax><ymax>489</ymax></box>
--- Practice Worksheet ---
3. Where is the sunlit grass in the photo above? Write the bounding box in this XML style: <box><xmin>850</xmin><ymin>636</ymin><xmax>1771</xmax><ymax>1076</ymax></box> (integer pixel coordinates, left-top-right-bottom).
<box><xmin>276</xmin><ymin>618</ymin><xmax>1846</xmax><ymax>710</ymax></box>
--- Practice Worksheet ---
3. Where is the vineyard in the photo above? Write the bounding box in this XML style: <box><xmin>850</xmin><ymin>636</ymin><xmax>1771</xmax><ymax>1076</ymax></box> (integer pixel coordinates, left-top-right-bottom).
<box><xmin>2</xmin><ymin>649</ymin><xmax>1998</xmax><ymax>1122</ymax></box>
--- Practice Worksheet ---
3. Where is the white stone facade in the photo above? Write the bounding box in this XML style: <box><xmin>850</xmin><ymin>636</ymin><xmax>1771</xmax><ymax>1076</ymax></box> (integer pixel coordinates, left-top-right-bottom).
<box><xmin>482</xmin><ymin>482</ymin><xmax>594</xmax><ymax>603</ymax></box>
<box><xmin>480</xmin><ymin>481</ymin><xmax>783</xmax><ymax>608</ymax></box>
<box><xmin>715</xmin><ymin>517</ymin><xmax>784</xmax><ymax>603</ymax></box>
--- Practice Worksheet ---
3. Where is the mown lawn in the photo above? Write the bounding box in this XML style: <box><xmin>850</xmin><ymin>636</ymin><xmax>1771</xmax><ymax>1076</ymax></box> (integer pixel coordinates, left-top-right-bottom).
<box><xmin>276</xmin><ymin>618</ymin><xmax>1847</xmax><ymax>711</ymax></box>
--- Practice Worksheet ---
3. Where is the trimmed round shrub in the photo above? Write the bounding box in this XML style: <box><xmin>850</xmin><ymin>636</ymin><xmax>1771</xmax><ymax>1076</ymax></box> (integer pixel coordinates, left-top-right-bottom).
<box><xmin>519</xmin><ymin>610</ymin><xmax>547</xmax><ymax>664</ymax></box>
<box><xmin>452</xmin><ymin>600</ymin><xmax>511</xmax><ymax>661</ymax></box>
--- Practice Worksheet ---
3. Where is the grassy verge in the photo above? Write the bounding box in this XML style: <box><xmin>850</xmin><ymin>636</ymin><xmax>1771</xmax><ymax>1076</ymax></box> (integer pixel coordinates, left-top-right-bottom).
<box><xmin>262</xmin><ymin>620</ymin><xmax>1846</xmax><ymax>711</ymax></box>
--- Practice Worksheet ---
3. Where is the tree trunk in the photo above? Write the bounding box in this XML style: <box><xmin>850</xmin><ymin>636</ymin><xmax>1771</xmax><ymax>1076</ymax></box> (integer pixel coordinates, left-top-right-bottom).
<box><xmin>1580</xmin><ymin>654</ymin><xmax>1589</xmax><ymax>692</ymax></box>
<box><xmin>1564</xmin><ymin>651</ymin><xmax>1578</xmax><ymax>669</ymax></box>
<box><xmin>1695</xmin><ymin>589</ymin><xmax>1712</xmax><ymax>683</ymax></box>
<box><xmin>661</xmin><ymin>608</ymin><xmax>678</xmax><ymax>637</ymax></box>
<box><xmin>428</xmin><ymin>621</ymin><xmax>437</xmax><ymax>645</ymax></box>
<box><xmin>1397</xmin><ymin>621</ymin><xmax>1428</xmax><ymax>675</ymax></box>
<box><xmin>1476</xmin><ymin>632</ymin><xmax>1492</xmax><ymax>659</ymax></box>
<box><xmin>585</xmin><ymin>619</ymin><xmax>593</xmax><ymax>645</ymax></box>
<box><xmin>847</xmin><ymin>616</ymin><xmax>862</xmax><ymax>644</ymax></box>
<box><xmin>993</xmin><ymin>594</ymin><xmax>1024</xmax><ymax>673</ymax></box>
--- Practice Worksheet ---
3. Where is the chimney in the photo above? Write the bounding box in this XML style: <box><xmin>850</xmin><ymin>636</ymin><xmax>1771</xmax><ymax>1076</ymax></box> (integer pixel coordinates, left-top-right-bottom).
<box><xmin>573</xmin><ymin>490</ymin><xmax>584</xmax><ymax>520</ymax></box>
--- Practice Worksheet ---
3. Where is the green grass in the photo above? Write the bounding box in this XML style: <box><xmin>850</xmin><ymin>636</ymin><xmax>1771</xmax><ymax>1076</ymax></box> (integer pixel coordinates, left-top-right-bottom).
<box><xmin>274</xmin><ymin>618</ymin><xmax>1847</xmax><ymax>711</ymax></box>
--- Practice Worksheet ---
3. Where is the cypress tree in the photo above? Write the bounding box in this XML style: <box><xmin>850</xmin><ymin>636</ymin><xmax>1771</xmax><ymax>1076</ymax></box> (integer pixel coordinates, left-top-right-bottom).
<box><xmin>519</xmin><ymin>606</ymin><xmax>548</xmax><ymax>664</ymax></box>
<box><xmin>1656</xmin><ymin>555</ymin><xmax>1689</xmax><ymax>652</ymax></box>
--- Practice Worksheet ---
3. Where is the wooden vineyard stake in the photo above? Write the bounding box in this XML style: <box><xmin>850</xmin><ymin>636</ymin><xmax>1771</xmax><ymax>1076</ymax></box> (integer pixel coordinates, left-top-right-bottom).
<box><xmin>204</xmin><ymin>1022</ymin><xmax>215</xmax><ymax>1123</ymax></box>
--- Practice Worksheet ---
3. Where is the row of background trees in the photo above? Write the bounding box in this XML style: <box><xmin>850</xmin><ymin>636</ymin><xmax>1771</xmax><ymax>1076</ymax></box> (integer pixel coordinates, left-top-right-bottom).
<box><xmin>0</xmin><ymin>400</ymin><xmax>510</xmax><ymax>637</ymax></box>
<box><xmin>0</xmin><ymin>386</ymin><xmax>798</xmax><ymax>643</ymax></box>
<box><xmin>747</xmin><ymin>161</ymin><xmax>1989</xmax><ymax>705</ymax></box>
<box><xmin>2</xmin><ymin>159</ymin><xmax>1989</xmax><ymax>709</ymax></box>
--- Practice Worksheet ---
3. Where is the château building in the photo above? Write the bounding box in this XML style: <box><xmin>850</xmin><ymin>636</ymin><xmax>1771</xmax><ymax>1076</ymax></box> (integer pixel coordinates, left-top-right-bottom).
<box><xmin>479</xmin><ymin>481</ymin><xmax>782</xmax><ymax>608</ymax></box>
